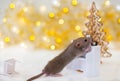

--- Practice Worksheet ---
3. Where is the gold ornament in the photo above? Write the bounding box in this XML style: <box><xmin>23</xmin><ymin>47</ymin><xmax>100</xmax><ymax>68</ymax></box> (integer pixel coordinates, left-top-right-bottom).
<box><xmin>83</xmin><ymin>2</ymin><xmax>112</xmax><ymax>57</ymax></box>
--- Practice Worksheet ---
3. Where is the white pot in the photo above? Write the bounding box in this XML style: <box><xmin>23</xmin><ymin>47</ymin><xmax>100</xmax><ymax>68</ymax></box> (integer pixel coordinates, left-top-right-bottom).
<box><xmin>0</xmin><ymin>58</ymin><xmax>16</xmax><ymax>75</ymax></box>
<box><xmin>66</xmin><ymin>46</ymin><xmax>101</xmax><ymax>77</ymax></box>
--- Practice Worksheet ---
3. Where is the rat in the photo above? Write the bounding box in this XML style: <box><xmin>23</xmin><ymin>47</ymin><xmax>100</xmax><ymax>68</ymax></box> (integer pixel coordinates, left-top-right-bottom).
<box><xmin>27</xmin><ymin>37</ymin><xmax>92</xmax><ymax>81</ymax></box>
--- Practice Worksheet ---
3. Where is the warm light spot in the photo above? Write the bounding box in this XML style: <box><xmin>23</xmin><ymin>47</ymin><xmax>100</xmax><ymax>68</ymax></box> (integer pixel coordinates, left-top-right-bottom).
<box><xmin>49</xmin><ymin>12</ymin><xmax>55</xmax><ymax>18</ymax></box>
<box><xmin>39</xmin><ymin>5</ymin><xmax>46</xmax><ymax>13</ymax></box>
<box><xmin>117</xmin><ymin>18</ymin><xmax>120</xmax><ymax>24</ymax></box>
<box><xmin>35</xmin><ymin>21</ymin><xmax>41</xmax><ymax>26</ymax></box>
<box><xmin>23</xmin><ymin>7</ymin><xmax>28</xmax><ymax>12</ymax></box>
<box><xmin>78</xmin><ymin>31</ymin><xmax>84</xmax><ymax>37</ymax></box>
<box><xmin>12</xmin><ymin>26</ymin><xmax>20</xmax><ymax>33</ymax></box>
<box><xmin>50</xmin><ymin>45</ymin><xmax>56</xmax><ymax>50</ymax></box>
<box><xmin>4</xmin><ymin>37</ymin><xmax>10</xmax><ymax>43</ymax></box>
<box><xmin>20</xmin><ymin>42</ymin><xmax>27</xmax><ymax>48</ymax></box>
<box><xmin>47</xmin><ymin>31</ymin><xmax>55</xmax><ymax>36</ymax></box>
<box><xmin>3</xmin><ymin>17</ymin><xmax>7</xmax><ymax>23</ymax></box>
<box><xmin>75</xmin><ymin>25</ymin><xmax>81</xmax><ymax>31</ymax></box>
<box><xmin>0</xmin><ymin>41</ymin><xmax>4</xmax><ymax>48</ymax></box>
<box><xmin>104</xmin><ymin>0</ymin><xmax>110</xmax><ymax>6</ymax></box>
<box><xmin>56</xmin><ymin>38</ymin><xmax>62</xmax><ymax>43</ymax></box>
<box><xmin>107</xmin><ymin>35</ymin><xmax>113</xmax><ymax>41</ymax></box>
<box><xmin>72</xmin><ymin>0</ymin><xmax>78</xmax><ymax>6</ymax></box>
<box><xmin>63</xmin><ymin>7</ymin><xmax>69</xmax><ymax>13</ymax></box>
<box><xmin>85</xmin><ymin>12</ymin><xmax>90</xmax><ymax>16</ymax></box>
<box><xmin>58</xmin><ymin>19</ymin><xmax>64</xmax><ymax>24</ymax></box>
<box><xmin>20</xmin><ymin>17</ymin><xmax>26</xmax><ymax>23</ymax></box>
<box><xmin>98</xmin><ymin>18</ymin><xmax>102</xmax><ymax>22</ymax></box>
<box><xmin>0</xmin><ymin>33</ymin><xmax>1</xmax><ymax>37</ymax></box>
<box><xmin>52</xmin><ymin>0</ymin><xmax>60</xmax><ymax>7</ymax></box>
<box><xmin>42</xmin><ymin>36</ymin><xmax>50</xmax><ymax>42</ymax></box>
<box><xmin>9</xmin><ymin>3</ymin><xmax>15</xmax><ymax>9</ymax></box>
<box><xmin>29</xmin><ymin>35</ymin><xmax>35</xmax><ymax>41</ymax></box>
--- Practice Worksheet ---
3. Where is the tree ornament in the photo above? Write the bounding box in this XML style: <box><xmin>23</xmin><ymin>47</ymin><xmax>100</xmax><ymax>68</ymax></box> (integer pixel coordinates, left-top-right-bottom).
<box><xmin>83</xmin><ymin>2</ymin><xmax>112</xmax><ymax>57</ymax></box>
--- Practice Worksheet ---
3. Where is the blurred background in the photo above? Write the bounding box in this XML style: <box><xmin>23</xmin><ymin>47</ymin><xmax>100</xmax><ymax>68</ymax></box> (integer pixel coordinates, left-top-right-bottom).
<box><xmin>0</xmin><ymin>0</ymin><xmax>120</xmax><ymax>50</ymax></box>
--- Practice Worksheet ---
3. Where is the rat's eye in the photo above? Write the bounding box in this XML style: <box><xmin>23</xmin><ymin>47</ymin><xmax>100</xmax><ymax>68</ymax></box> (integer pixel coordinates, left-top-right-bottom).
<box><xmin>75</xmin><ymin>42</ymin><xmax>81</xmax><ymax>47</ymax></box>
<box><xmin>84</xmin><ymin>39</ymin><xmax>87</xmax><ymax>42</ymax></box>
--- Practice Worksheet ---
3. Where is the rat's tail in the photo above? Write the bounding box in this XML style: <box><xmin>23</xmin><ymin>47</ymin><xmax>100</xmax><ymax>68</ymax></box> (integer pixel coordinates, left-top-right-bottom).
<box><xmin>27</xmin><ymin>72</ymin><xmax>45</xmax><ymax>81</ymax></box>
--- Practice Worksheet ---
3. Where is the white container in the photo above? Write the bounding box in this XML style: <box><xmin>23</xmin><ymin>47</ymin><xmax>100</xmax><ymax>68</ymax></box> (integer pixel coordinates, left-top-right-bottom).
<box><xmin>66</xmin><ymin>46</ymin><xmax>101</xmax><ymax>77</ymax></box>
<box><xmin>84</xmin><ymin>46</ymin><xmax>100</xmax><ymax>77</ymax></box>
<box><xmin>0</xmin><ymin>58</ymin><xmax>16</xmax><ymax>75</ymax></box>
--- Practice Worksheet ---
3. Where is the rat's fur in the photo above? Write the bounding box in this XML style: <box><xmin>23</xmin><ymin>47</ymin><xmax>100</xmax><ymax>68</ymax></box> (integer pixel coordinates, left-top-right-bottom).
<box><xmin>27</xmin><ymin>37</ymin><xmax>91</xmax><ymax>81</ymax></box>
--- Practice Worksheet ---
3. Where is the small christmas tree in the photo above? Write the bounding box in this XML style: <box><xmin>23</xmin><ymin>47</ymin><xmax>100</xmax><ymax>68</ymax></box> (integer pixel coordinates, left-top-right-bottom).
<box><xmin>83</xmin><ymin>2</ymin><xmax>112</xmax><ymax>57</ymax></box>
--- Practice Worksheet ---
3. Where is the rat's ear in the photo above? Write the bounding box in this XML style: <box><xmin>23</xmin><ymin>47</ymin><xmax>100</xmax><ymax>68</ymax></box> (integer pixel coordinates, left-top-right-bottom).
<box><xmin>75</xmin><ymin>42</ymin><xmax>81</xmax><ymax>48</ymax></box>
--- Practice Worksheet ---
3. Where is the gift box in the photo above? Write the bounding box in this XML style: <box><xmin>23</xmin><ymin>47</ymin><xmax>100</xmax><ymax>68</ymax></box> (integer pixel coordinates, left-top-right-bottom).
<box><xmin>0</xmin><ymin>58</ymin><xmax>17</xmax><ymax>75</ymax></box>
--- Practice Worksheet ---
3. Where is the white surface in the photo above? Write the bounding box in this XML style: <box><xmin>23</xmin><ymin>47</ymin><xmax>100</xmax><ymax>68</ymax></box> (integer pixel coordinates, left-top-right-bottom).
<box><xmin>0</xmin><ymin>45</ymin><xmax>120</xmax><ymax>81</ymax></box>
<box><xmin>84</xmin><ymin>46</ymin><xmax>100</xmax><ymax>77</ymax></box>
<box><xmin>67</xmin><ymin>58</ymin><xmax>86</xmax><ymax>71</ymax></box>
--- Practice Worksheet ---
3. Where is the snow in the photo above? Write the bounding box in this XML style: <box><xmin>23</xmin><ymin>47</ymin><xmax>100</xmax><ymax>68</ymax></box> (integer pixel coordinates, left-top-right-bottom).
<box><xmin>0</xmin><ymin>45</ymin><xmax>120</xmax><ymax>81</ymax></box>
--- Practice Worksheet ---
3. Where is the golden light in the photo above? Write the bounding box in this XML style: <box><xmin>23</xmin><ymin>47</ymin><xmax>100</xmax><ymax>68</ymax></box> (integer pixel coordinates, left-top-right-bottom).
<box><xmin>9</xmin><ymin>3</ymin><xmax>15</xmax><ymax>9</ymax></box>
<box><xmin>23</xmin><ymin>7</ymin><xmax>28</xmax><ymax>12</ymax></box>
<box><xmin>29</xmin><ymin>35</ymin><xmax>35</xmax><ymax>41</ymax></box>
<box><xmin>4</xmin><ymin>37</ymin><xmax>10</xmax><ymax>43</ymax></box>
<box><xmin>56</xmin><ymin>38</ymin><xmax>62</xmax><ymax>43</ymax></box>
<box><xmin>85</xmin><ymin>12</ymin><xmax>90</xmax><ymax>16</ymax></box>
<box><xmin>0</xmin><ymin>0</ymin><xmax>119</xmax><ymax>50</ymax></box>
<box><xmin>0</xmin><ymin>33</ymin><xmax>1</xmax><ymax>37</ymax></box>
<box><xmin>35</xmin><ymin>21</ymin><xmax>41</xmax><ymax>26</ymax></box>
<box><xmin>49</xmin><ymin>12</ymin><xmax>55</xmax><ymax>18</ymax></box>
<box><xmin>3</xmin><ymin>17</ymin><xmax>7</xmax><ymax>23</ymax></box>
<box><xmin>78</xmin><ymin>31</ymin><xmax>84</xmax><ymax>37</ymax></box>
<box><xmin>75</xmin><ymin>25</ymin><xmax>81</xmax><ymax>31</ymax></box>
<box><xmin>50</xmin><ymin>45</ymin><xmax>56</xmax><ymax>50</ymax></box>
<box><xmin>107</xmin><ymin>35</ymin><xmax>113</xmax><ymax>41</ymax></box>
<box><xmin>63</xmin><ymin>7</ymin><xmax>69</xmax><ymax>13</ymax></box>
<box><xmin>117</xmin><ymin>18</ymin><xmax>120</xmax><ymax>24</ymax></box>
<box><xmin>72</xmin><ymin>0</ymin><xmax>78</xmax><ymax>6</ymax></box>
<box><xmin>104</xmin><ymin>0</ymin><xmax>111</xmax><ymax>6</ymax></box>
<box><xmin>58</xmin><ymin>19</ymin><xmax>64</xmax><ymax>24</ymax></box>
<box><xmin>98</xmin><ymin>18</ymin><xmax>102</xmax><ymax>22</ymax></box>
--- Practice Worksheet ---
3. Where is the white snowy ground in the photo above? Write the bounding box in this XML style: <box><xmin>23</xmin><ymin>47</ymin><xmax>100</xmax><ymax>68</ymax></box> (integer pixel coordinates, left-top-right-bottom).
<box><xmin>0</xmin><ymin>43</ymin><xmax>120</xmax><ymax>81</ymax></box>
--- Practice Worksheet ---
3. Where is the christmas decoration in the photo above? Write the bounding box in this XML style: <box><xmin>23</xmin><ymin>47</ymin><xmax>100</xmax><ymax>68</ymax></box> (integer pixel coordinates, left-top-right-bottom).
<box><xmin>0</xmin><ymin>0</ymin><xmax>119</xmax><ymax>52</ymax></box>
<box><xmin>83</xmin><ymin>2</ymin><xmax>112</xmax><ymax>57</ymax></box>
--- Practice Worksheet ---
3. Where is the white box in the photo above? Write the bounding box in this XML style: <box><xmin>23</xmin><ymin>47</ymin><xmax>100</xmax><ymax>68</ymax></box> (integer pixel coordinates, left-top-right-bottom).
<box><xmin>0</xmin><ymin>58</ymin><xmax>16</xmax><ymax>75</ymax></box>
<box><xmin>66</xmin><ymin>46</ymin><xmax>101</xmax><ymax>77</ymax></box>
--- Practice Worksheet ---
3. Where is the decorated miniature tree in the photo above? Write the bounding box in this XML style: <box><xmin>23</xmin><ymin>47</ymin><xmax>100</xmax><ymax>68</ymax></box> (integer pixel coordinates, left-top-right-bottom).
<box><xmin>83</xmin><ymin>2</ymin><xmax>112</xmax><ymax>57</ymax></box>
